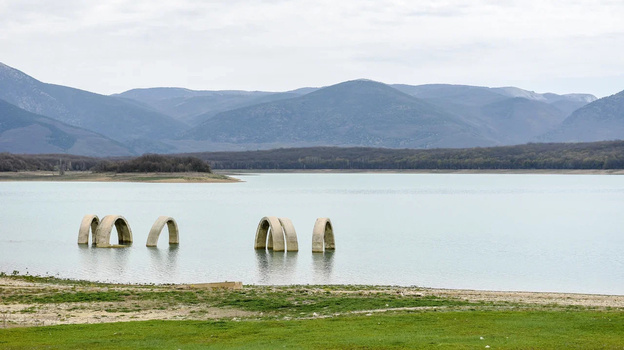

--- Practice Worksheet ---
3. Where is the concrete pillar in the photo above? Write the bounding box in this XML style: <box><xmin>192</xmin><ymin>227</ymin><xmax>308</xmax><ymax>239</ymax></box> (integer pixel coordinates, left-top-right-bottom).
<box><xmin>95</xmin><ymin>215</ymin><xmax>133</xmax><ymax>248</ymax></box>
<box><xmin>77</xmin><ymin>214</ymin><xmax>99</xmax><ymax>245</ymax></box>
<box><xmin>254</xmin><ymin>216</ymin><xmax>285</xmax><ymax>252</ymax></box>
<box><xmin>146</xmin><ymin>216</ymin><xmax>179</xmax><ymax>247</ymax></box>
<box><xmin>278</xmin><ymin>217</ymin><xmax>299</xmax><ymax>252</ymax></box>
<box><xmin>312</xmin><ymin>217</ymin><xmax>335</xmax><ymax>253</ymax></box>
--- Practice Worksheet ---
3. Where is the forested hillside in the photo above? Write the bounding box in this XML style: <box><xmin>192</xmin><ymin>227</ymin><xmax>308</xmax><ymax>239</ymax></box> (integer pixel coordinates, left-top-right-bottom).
<box><xmin>3</xmin><ymin>142</ymin><xmax>624</xmax><ymax>172</ymax></box>
<box><xmin>0</xmin><ymin>154</ymin><xmax>210</xmax><ymax>173</ymax></box>
<box><xmin>187</xmin><ymin>141</ymin><xmax>624</xmax><ymax>170</ymax></box>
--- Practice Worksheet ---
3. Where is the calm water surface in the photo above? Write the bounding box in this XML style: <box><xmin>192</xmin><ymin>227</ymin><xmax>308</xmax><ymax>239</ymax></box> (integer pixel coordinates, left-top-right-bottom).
<box><xmin>0</xmin><ymin>173</ymin><xmax>623</xmax><ymax>295</ymax></box>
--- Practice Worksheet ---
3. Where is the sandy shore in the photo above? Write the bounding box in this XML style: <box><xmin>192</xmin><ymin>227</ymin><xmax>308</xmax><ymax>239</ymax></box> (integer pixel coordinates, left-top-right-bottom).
<box><xmin>1</xmin><ymin>276</ymin><xmax>622</xmax><ymax>328</ymax></box>
<box><xmin>0</xmin><ymin>171</ymin><xmax>239</xmax><ymax>183</ymax></box>
<box><xmin>1</xmin><ymin>169</ymin><xmax>622</xmax><ymax>183</ymax></box>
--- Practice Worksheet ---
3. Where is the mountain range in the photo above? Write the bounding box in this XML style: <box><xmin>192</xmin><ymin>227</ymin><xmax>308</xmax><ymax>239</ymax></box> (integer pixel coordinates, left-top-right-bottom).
<box><xmin>0</xmin><ymin>99</ymin><xmax>132</xmax><ymax>156</ymax></box>
<box><xmin>1</xmin><ymin>62</ymin><xmax>622</xmax><ymax>156</ymax></box>
<box><xmin>0</xmin><ymin>62</ymin><xmax>186</xmax><ymax>153</ymax></box>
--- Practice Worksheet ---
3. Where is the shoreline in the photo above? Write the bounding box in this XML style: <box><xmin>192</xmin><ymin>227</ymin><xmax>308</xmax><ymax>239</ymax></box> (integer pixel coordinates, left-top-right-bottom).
<box><xmin>0</xmin><ymin>171</ymin><xmax>240</xmax><ymax>183</ymax></box>
<box><xmin>218</xmin><ymin>168</ymin><xmax>624</xmax><ymax>175</ymax></box>
<box><xmin>1</xmin><ymin>275</ymin><xmax>622</xmax><ymax>328</ymax></box>
<box><xmin>0</xmin><ymin>169</ymin><xmax>621</xmax><ymax>183</ymax></box>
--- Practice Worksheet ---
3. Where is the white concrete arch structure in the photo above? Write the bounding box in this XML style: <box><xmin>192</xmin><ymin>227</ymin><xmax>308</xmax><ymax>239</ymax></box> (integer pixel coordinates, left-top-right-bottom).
<box><xmin>312</xmin><ymin>218</ymin><xmax>335</xmax><ymax>253</ymax></box>
<box><xmin>278</xmin><ymin>217</ymin><xmax>299</xmax><ymax>252</ymax></box>
<box><xmin>77</xmin><ymin>214</ymin><xmax>99</xmax><ymax>245</ymax></box>
<box><xmin>95</xmin><ymin>215</ymin><xmax>133</xmax><ymax>248</ymax></box>
<box><xmin>146</xmin><ymin>216</ymin><xmax>179</xmax><ymax>247</ymax></box>
<box><xmin>254</xmin><ymin>216</ymin><xmax>286</xmax><ymax>252</ymax></box>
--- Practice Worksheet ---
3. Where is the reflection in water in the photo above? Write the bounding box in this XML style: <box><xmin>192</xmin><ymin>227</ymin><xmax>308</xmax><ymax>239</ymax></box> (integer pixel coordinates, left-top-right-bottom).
<box><xmin>111</xmin><ymin>247</ymin><xmax>131</xmax><ymax>275</ymax></box>
<box><xmin>147</xmin><ymin>246</ymin><xmax>163</xmax><ymax>270</ymax></box>
<box><xmin>77</xmin><ymin>244</ymin><xmax>98</xmax><ymax>277</ymax></box>
<box><xmin>147</xmin><ymin>245</ymin><xmax>180</xmax><ymax>280</ymax></box>
<box><xmin>77</xmin><ymin>245</ymin><xmax>132</xmax><ymax>282</ymax></box>
<box><xmin>255</xmin><ymin>250</ymin><xmax>298</xmax><ymax>284</ymax></box>
<box><xmin>312</xmin><ymin>251</ymin><xmax>335</xmax><ymax>283</ymax></box>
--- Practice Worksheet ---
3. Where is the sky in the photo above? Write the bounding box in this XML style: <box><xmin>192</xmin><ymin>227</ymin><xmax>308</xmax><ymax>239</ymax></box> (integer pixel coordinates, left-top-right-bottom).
<box><xmin>0</xmin><ymin>0</ymin><xmax>623</xmax><ymax>97</ymax></box>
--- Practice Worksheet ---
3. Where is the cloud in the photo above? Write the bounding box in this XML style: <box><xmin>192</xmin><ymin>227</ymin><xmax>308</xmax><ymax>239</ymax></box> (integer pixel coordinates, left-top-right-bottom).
<box><xmin>0</xmin><ymin>0</ymin><xmax>622</xmax><ymax>96</ymax></box>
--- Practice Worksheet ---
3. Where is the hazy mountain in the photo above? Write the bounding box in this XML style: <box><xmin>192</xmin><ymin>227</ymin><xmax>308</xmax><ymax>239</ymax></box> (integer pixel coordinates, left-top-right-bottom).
<box><xmin>182</xmin><ymin>80</ymin><xmax>497</xmax><ymax>150</ymax></box>
<box><xmin>0</xmin><ymin>63</ymin><xmax>187</xmax><ymax>147</ymax></box>
<box><xmin>114</xmin><ymin>87</ymin><xmax>209</xmax><ymax>102</ymax></box>
<box><xmin>477</xmin><ymin>98</ymin><xmax>568</xmax><ymax>144</ymax></box>
<box><xmin>494</xmin><ymin>88</ymin><xmax>596</xmax><ymax>116</ymax></box>
<box><xmin>391</xmin><ymin>83</ymin><xmax>596</xmax><ymax>144</ymax></box>
<box><xmin>541</xmin><ymin>93</ymin><xmax>598</xmax><ymax>116</ymax></box>
<box><xmin>393</xmin><ymin>83</ymin><xmax>596</xmax><ymax>109</ymax></box>
<box><xmin>116</xmin><ymin>88</ymin><xmax>309</xmax><ymax>125</ymax></box>
<box><xmin>0</xmin><ymin>99</ymin><xmax>133</xmax><ymax>156</ymax></box>
<box><xmin>546</xmin><ymin>90</ymin><xmax>624</xmax><ymax>142</ymax></box>
<box><xmin>0</xmin><ymin>61</ymin><xmax>609</xmax><ymax>155</ymax></box>
<box><xmin>392</xmin><ymin>84</ymin><xmax>508</xmax><ymax>106</ymax></box>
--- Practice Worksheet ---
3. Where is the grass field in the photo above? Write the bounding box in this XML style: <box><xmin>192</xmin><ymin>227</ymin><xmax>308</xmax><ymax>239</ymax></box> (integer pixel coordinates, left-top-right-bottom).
<box><xmin>1</xmin><ymin>275</ymin><xmax>623</xmax><ymax>349</ymax></box>
<box><xmin>2</xmin><ymin>311</ymin><xmax>623</xmax><ymax>349</ymax></box>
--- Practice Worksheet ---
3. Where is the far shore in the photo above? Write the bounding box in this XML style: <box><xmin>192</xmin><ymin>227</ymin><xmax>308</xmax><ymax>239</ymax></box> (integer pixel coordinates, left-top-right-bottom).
<box><xmin>219</xmin><ymin>168</ymin><xmax>624</xmax><ymax>175</ymax></box>
<box><xmin>0</xmin><ymin>171</ymin><xmax>239</xmax><ymax>183</ymax></box>
<box><xmin>0</xmin><ymin>169</ymin><xmax>622</xmax><ymax>183</ymax></box>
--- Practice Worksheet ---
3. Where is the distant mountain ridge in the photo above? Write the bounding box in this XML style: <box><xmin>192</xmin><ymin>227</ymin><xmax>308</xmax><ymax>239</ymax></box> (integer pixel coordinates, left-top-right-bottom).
<box><xmin>545</xmin><ymin>90</ymin><xmax>624</xmax><ymax>142</ymax></box>
<box><xmin>392</xmin><ymin>83</ymin><xmax>596</xmax><ymax>113</ymax></box>
<box><xmin>0</xmin><ymin>99</ymin><xmax>133</xmax><ymax>156</ymax></box>
<box><xmin>2</xmin><ymin>61</ymin><xmax>622</xmax><ymax>156</ymax></box>
<box><xmin>182</xmin><ymin>80</ymin><xmax>498</xmax><ymax>149</ymax></box>
<box><xmin>0</xmin><ymin>63</ymin><xmax>186</xmax><ymax>150</ymax></box>
<box><xmin>115</xmin><ymin>88</ymin><xmax>308</xmax><ymax>125</ymax></box>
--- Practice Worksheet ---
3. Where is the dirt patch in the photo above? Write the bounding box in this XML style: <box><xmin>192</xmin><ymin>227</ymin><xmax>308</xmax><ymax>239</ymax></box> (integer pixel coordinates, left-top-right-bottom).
<box><xmin>1</xmin><ymin>302</ymin><xmax>253</xmax><ymax>327</ymax></box>
<box><xmin>0</xmin><ymin>277</ymin><xmax>254</xmax><ymax>328</ymax></box>
<box><xmin>2</xmin><ymin>277</ymin><xmax>623</xmax><ymax>328</ymax></box>
<box><xmin>425</xmin><ymin>288</ymin><xmax>624</xmax><ymax>308</ymax></box>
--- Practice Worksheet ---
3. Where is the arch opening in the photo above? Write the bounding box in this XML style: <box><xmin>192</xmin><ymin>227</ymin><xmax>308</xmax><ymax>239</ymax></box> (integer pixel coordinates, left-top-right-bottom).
<box><xmin>95</xmin><ymin>215</ymin><xmax>133</xmax><ymax>248</ymax></box>
<box><xmin>146</xmin><ymin>216</ymin><xmax>179</xmax><ymax>247</ymax></box>
<box><xmin>312</xmin><ymin>217</ymin><xmax>335</xmax><ymax>253</ymax></box>
<box><xmin>78</xmin><ymin>214</ymin><xmax>99</xmax><ymax>245</ymax></box>
<box><xmin>254</xmin><ymin>216</ymin><xmax>286</xmax><ymax>252</ymax></box>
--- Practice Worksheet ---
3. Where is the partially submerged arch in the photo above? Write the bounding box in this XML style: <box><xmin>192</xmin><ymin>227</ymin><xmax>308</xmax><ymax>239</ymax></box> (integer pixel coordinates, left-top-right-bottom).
<box><xmin>312</xmin><ymin>217</ymin><xmax>335</xmax><ymax>253</ymax></box>
<box><xmin>254</xmin><ymin>216</ymin><xmax>285</xmax><ymax>252</ymax></box>
<box><xmin>95</xmin><ymin>215</ymin><xmax>133</xmax><ymax>248</ymax></box>
<box><xmin>77</xmin><ymin>214</ymin><xmax>99</xmax><ymax>245</ymax></box>
<box><xmin>278</xmin><ymin>217</ymin><xmax>298</xmax><ymax>252</ymax></box>
<box><xmin>146</xmin><ymin>216</ymin><xmax>179</xmax><ymax>247</ymax></box>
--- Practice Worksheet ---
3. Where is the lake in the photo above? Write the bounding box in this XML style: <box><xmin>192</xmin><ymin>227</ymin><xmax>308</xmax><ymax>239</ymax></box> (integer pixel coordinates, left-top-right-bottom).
<box><xmin>0</xmin><ymin>173</ymin><xmax>623</xmax><ymax>295</ymax></box>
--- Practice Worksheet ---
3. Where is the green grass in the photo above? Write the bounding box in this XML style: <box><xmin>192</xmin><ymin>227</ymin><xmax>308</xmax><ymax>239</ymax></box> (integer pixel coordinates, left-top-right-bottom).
<box><xmin>1</xmin><ymin>311</ymin><xmax>623</xmax><ymax>349</ymax></box>
<box><xmin>2</xmin><ymin>276</ymin><xmax>623</xmax><ymax>348</ymax></box>
<box><xmin>5</xmin><ymin>291</ymin><xmax>130</xmax><ymax>304</ymax></box>
<box><xmin>208</xmin><ymin>289</ymin><xmax>476</xmax><ymax>315</ymax></box>
<box><xmin>3</xmin><ymin>284</ymin><xmax>480</xmax><ymax>316</ymax></box>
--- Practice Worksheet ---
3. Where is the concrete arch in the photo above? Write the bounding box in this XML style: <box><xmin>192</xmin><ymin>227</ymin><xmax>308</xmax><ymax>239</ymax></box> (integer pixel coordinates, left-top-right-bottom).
<box><xmin>254</xmin><ymin>216</ymin><xmax>285</xmax><ymax>252</ymax></box>
<box><xmin>146</xmin><ymin>216</ymin><xmax>179</xmax><ymax>247</ymax></box>
<box><xmin>95</xmin><ymin>215</ymin><xmax>133</xmax><ymax>248</ymax></box>
<box><xmin>312</xmin><ymin>217</ymin><xmax>335</xmax><ymax>253</ymax></box>
<box><xmin>77</xmin><ymin>214</ymin><xmax>99</xmax><ymax>245</ymax></box>
<box><xmin>278</xmin><ymin>217</ymin><xmax>299</xmax><ymax>252</ymax></box>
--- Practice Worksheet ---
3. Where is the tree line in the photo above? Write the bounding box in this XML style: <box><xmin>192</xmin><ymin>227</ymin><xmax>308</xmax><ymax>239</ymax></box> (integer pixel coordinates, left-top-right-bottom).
<box><xmin>92</xmin><ymin>154</ymin><xmax>212</xmax><ymax>173</ymax></box>
<box><xmin>2</xmin><ymin>141</ymin><xmax>624</xmax><ymax>172</ymax></box>
<box><xmin>0</xmin><ymin>153</ymin><xmax>211</xmax><ymax>173</ymax></box>
<box><xmin>186</xmin><ymin>141</ymin><xmax>624</xmax><ymax>170</ymax></box>
<box><xmin>0</xmin><ymin>153</ymin><xmax>99</xmax><ymax>172</ymax></box>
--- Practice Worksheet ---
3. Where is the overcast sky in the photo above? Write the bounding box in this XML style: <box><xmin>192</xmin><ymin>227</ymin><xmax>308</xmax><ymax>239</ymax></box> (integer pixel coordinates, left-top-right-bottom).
<box><xmin>1</xmin><ymin>0</ymin><xmax>623</xmax><ymax>97</ymax></box>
